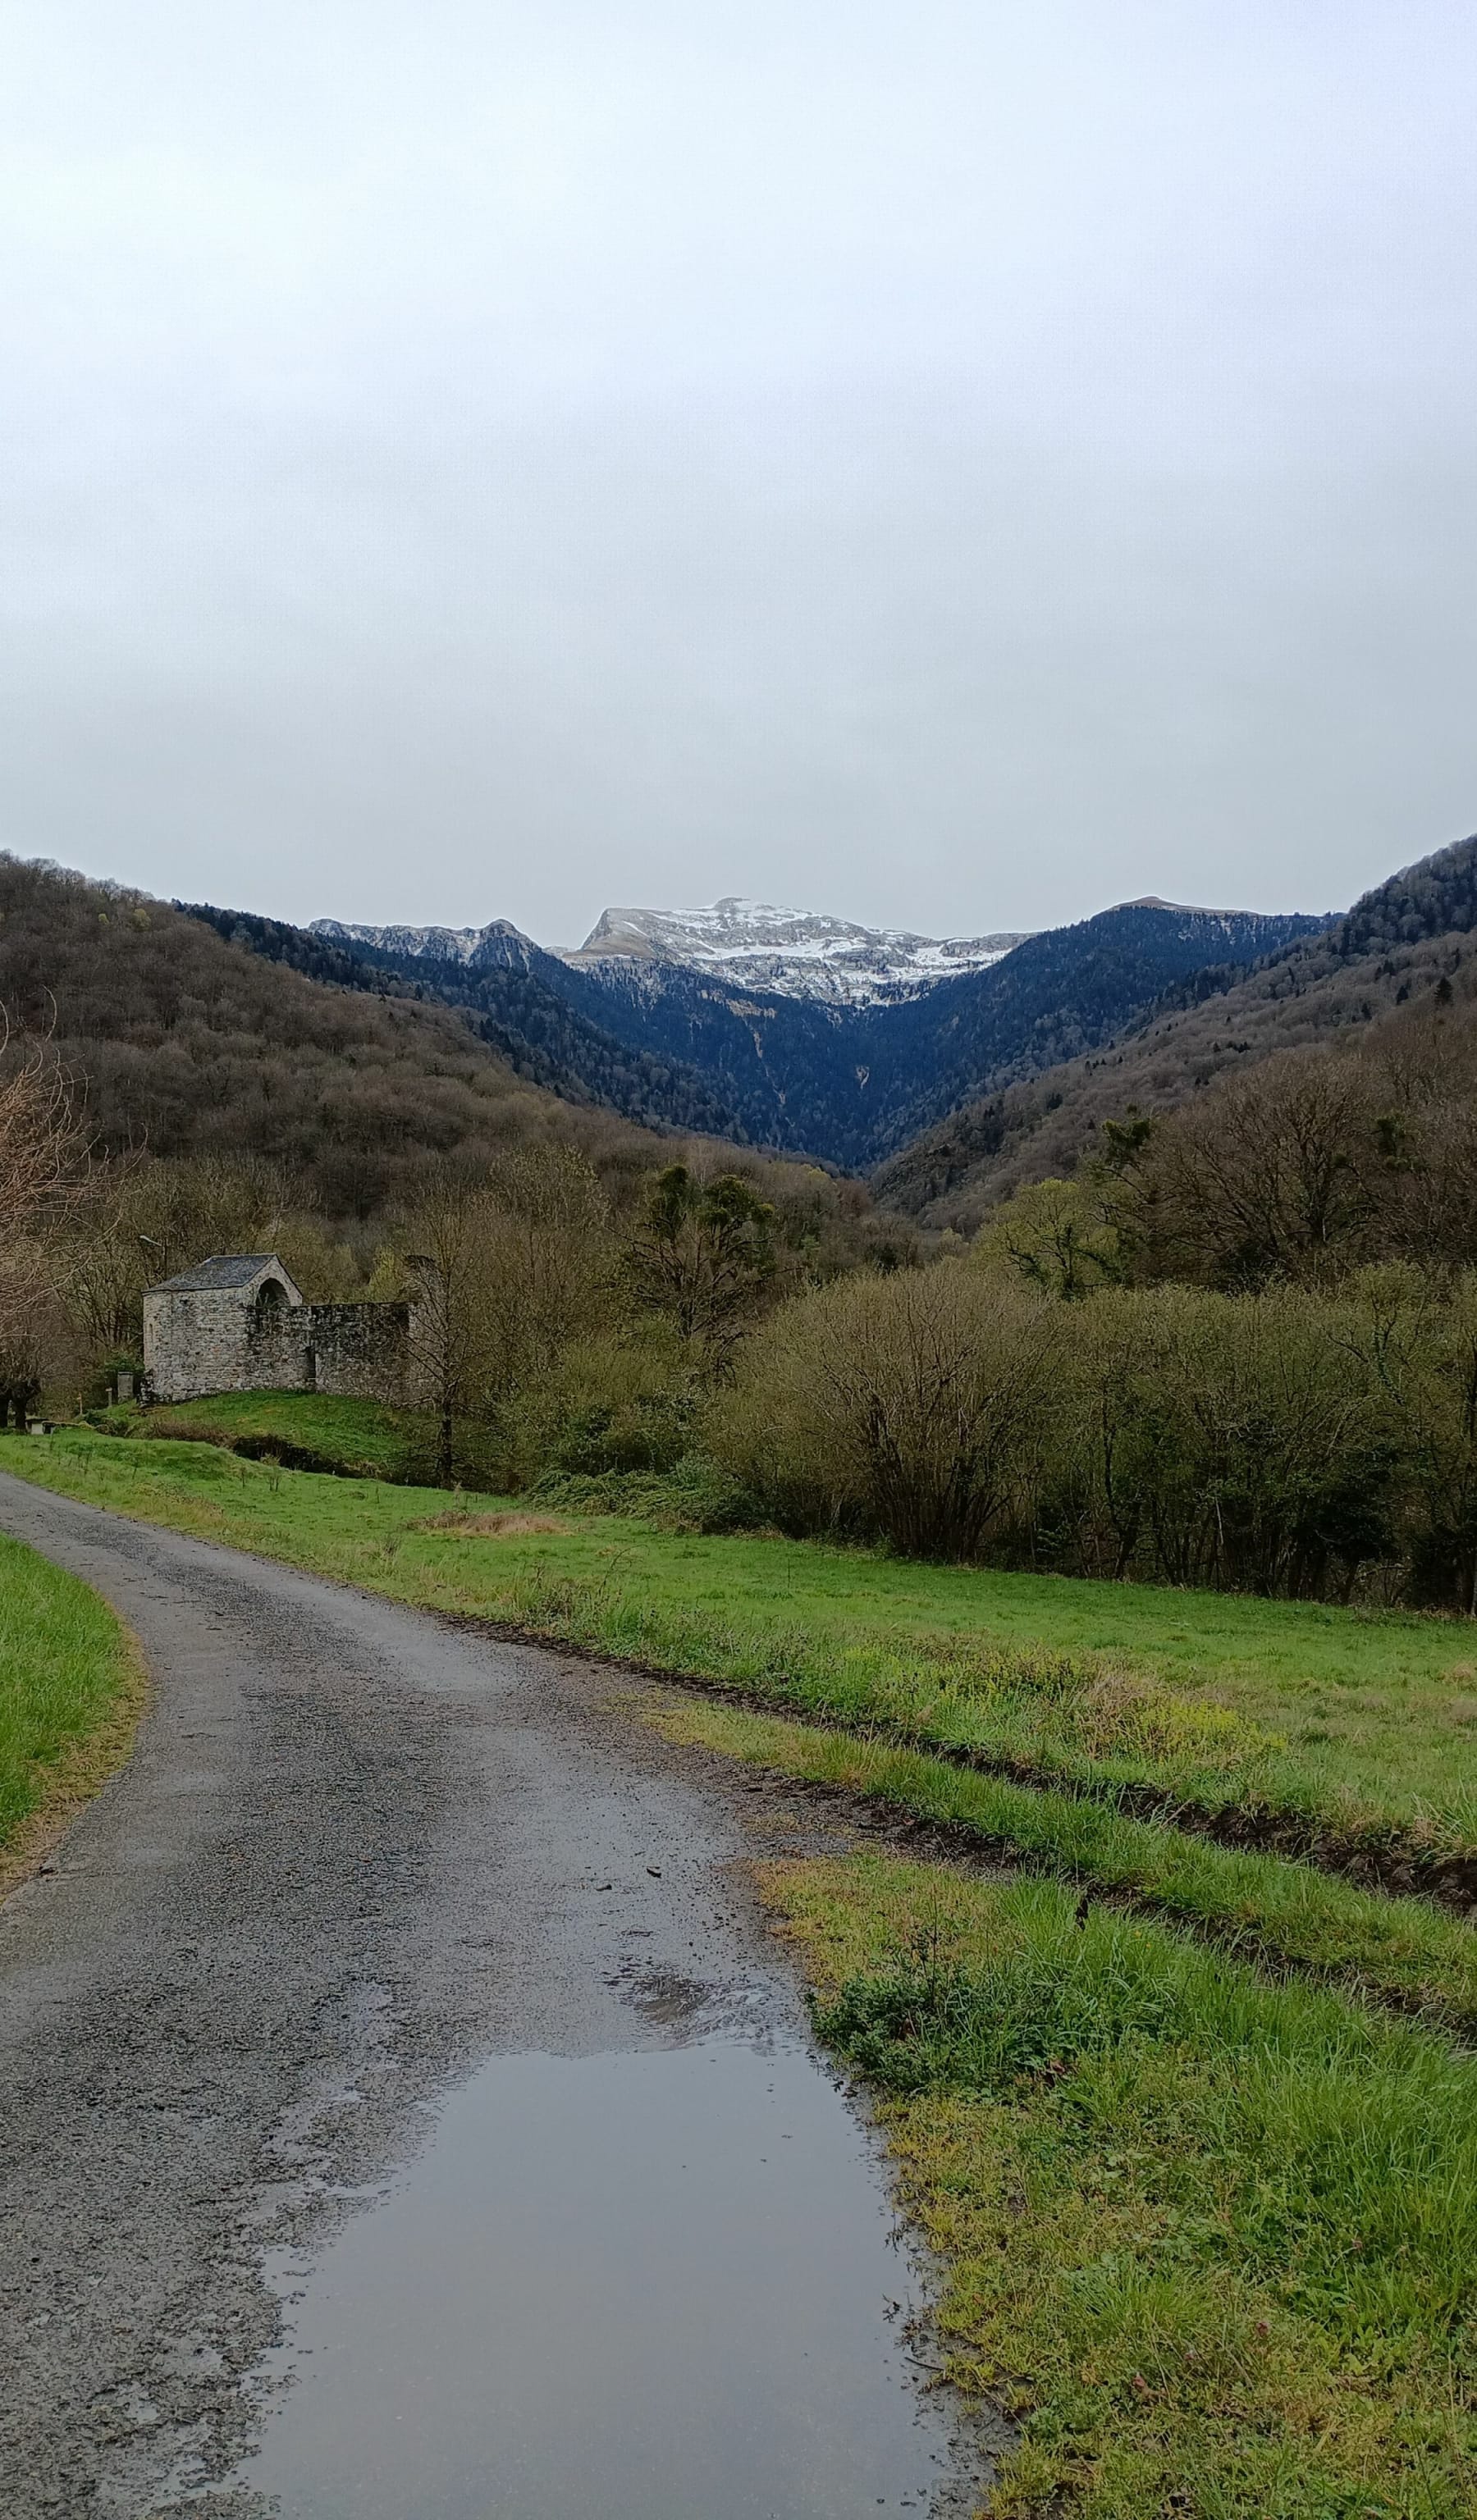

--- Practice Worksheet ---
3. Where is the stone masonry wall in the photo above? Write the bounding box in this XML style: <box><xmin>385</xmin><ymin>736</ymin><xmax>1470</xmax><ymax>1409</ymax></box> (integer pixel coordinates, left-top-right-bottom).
<box><xmin>245</xmin><ymin>1302</ymin><xmax>311</xmax><ymax>1396</ymax></box>
<box><xmin>303</xmin><ymin>1303</ymin><xmax>412</xmax><ymax>1404</ymax></box>
<box><xmin>144</xmin><ymin>1278</ymin><xmax>412</xmax><ymax>1406</ymax></box>
<box><xmin>143</xmin><ymin>1290</ymin><xmax>263</xmax><ymax>1403</ymax></box>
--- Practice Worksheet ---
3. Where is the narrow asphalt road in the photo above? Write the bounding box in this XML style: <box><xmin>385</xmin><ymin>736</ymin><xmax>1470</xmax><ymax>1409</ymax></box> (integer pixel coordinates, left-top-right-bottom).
<box><xmin>0</xmin><ymin>1473</ymin><xmax>981</xmax><ymax>2518</ymax></box>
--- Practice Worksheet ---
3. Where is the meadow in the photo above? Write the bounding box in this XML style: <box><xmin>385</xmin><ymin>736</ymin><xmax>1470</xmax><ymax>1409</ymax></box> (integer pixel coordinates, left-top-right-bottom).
<box><xmin>769</xmin><ymin>1854</ymin><xmax>1477</xmax><ymax>2518</ymax></box>
<box><xmin>31</xmin><ymin>1416</ymin><xmax>1477</xmax><ymax>1856</ymax></box>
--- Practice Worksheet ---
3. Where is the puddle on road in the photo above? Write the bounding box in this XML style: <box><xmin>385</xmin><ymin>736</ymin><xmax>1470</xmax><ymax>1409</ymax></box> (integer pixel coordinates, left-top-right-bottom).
<box><xmin>231</xmin><ymin>2037</ymin><xmax>983</xmax><ymax>2518</ymax></box>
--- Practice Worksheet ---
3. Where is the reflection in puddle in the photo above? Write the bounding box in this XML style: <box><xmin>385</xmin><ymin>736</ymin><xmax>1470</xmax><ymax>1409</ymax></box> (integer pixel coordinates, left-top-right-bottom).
<box><xmin>234</xmin><ymin>2038</ymin><xmax>978</xmax><ymax>2517</ymax></box>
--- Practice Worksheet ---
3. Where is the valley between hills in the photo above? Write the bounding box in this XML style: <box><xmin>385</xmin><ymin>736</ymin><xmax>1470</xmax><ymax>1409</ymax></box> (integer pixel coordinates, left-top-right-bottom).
<box><xmin>174</xmin><ymin>827</ymin><xmax>1476</xmax><ymax>1224</ymax></box>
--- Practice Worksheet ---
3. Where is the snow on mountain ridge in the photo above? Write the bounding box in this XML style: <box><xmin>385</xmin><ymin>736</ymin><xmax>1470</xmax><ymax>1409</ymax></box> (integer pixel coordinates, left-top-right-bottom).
<box><xmin>310</xmin><ymin>916</ymin><xmax>533</xmax><ymax>967</ymax></box>
<box><xmin>310</xmin><ymin>898</ymin><xmax>1031</xmax><ymax>1006</ymax></box>
<box><xmin>563</xmin><ymin>898</ymin><xmax>1031</xmax><ymax>1005</ymax></box>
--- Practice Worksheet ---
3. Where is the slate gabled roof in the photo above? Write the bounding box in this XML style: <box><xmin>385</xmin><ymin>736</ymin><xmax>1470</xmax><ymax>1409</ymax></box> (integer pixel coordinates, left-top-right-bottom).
<box><xmin>149</xmin><ymin>1253</ymin><xmax>290</xmax><ymax>1294</ymax></box>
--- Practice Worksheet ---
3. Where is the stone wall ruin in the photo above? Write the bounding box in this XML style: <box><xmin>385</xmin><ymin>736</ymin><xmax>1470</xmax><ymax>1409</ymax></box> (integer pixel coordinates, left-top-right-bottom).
<box><xmin>142</xmin><ymin>1254</ymin><xmax>414</xmax><ymax>1407</ymax></box>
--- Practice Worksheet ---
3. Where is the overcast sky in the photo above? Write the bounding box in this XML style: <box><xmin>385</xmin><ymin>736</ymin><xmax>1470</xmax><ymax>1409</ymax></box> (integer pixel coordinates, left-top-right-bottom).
<box><xmin>2</xmin><ymin>2</ymin><xmax>1475</xmax><ymax>947</ymax></box>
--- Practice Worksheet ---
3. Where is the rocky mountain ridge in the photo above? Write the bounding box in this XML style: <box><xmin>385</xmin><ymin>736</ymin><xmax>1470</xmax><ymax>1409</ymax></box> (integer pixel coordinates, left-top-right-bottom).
<box><xmin>311</xmin><ymin>916</ymin><xmax>534</xmax><ymax>971</ymax></box>
<box><xmin>315</xmin><ymin>897</ymin><xmax>1029</xmax><ymax>1007</ymax></box>
<box><xmin>281</xmin><ymin>892</ymin><xmax>1328</xmax><ymax>1171</ymax></box>
<box><xmin>558</xmin><ymin>897</ymin><xmax>1028</xmax><ymax>1005</ymax></box>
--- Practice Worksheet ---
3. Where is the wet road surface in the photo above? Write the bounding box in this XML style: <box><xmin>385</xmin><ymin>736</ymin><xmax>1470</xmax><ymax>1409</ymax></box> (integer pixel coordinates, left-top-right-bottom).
<box><xmin>0</xmin><ymin>1474</ymin><xmax>995</xmax><ymax>2518</ymax></box>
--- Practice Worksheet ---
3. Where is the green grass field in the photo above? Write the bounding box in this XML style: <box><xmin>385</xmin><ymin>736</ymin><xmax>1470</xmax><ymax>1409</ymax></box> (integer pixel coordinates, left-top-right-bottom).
<box><xmin>647</xmin><ymin>1695</ymin><xmax>1477</xmax><ymax>2034</ymax></box>
<box><xmin>0</xmin><ymin>1527</ymin><xmax>142</xmax><ymax>1874</ymax></box>
<box><xmin>5</xmin><ymin>1415</ymin><xmax>1475</xmax><ymax>2512</ymax></box>
<box><xmin>98</xmin><ymin>1389</ymin><xmax>423</xmax><ymax>1480</ymax></box>
<box><xmin>11</xmin><ymin>1418</ymin><xmax>1475</xmax><ymax>1860</ymax></box>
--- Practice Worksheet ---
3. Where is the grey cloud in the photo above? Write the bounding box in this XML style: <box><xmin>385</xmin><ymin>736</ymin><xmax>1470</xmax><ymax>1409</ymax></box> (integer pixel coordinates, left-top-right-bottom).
<box><xmin>2</xmin><ymin>0</ymin><xmax>1475</xmax><ymax>941</ymax></box>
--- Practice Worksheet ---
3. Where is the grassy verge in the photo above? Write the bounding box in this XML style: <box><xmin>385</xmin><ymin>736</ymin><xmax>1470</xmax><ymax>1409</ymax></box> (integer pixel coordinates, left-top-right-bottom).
<box><xmin>648</xmin><ymin>1695</ymin><xmax>1477</xmax><ymax>2036</ymax></box>
<box><xmin>764</xmin><ymin>1853</ymin><xmax>1477</xmax><ymax>2518</ymax></box>
<box><xmin>463</xmin><ymin>1566</ymin><xmax>1477</xmax><ymax>1897</ymax></box>
<box><xmin>96</xmin><ymin>1390</ymin><xmax>427</xmax><ymax>1481</ymax></box>
<box><xmin>0</xmin><ymin>1530</ymin><xmax>145</xmax><ymax>1892</ymax></box>
<box><xmin>3</xmin><ymin>1429</ymin><xmax>1476</xmax><ymax>1877</ymax></box>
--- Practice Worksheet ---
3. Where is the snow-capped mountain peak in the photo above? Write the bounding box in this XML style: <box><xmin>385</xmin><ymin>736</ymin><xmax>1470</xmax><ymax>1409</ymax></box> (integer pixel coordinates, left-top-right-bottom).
<box><xmin>309</xmin><ymin>916</ymin><xmax>534</xmax><ymax>969</ymax></box>
<box><xmin>561</xmin><ymin>898</ymin><xmax>1030</xmax><ymax>1005</ymax></box>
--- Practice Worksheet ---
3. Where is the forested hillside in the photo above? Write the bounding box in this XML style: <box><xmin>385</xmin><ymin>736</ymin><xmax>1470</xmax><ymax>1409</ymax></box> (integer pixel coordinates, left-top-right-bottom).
<box><xmin>0</xmin><ymin>856</ymin><xmax>681</xmax><ymax>1218</ymax></box>
<box><xmin>877</xmin><ymin>835</ymin><xmax>1477</xmax><ymax>1226</ymax></box>
<box><xmin>195</xmin><ymin>892</ymin><xmax>1324</xmax><ymax>1171</ymax></box>
<box><xmin>185</xmin><ymin>902</ymin><xmax>747</xmax><ymax>1144</ymax></box>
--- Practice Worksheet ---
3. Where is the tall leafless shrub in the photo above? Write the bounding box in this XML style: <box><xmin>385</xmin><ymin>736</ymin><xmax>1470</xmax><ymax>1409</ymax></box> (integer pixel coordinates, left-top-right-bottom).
<box><xmin>711</xmin><ymin>1267</ymin><xmax>1060</xmax><ymax>1558</ymax></box>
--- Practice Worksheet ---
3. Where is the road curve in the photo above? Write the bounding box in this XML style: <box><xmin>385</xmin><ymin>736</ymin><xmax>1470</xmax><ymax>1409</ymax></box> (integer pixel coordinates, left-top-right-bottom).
<box><xmin>0</xmin><ymin>1472</ymin><xmax>942</xmax><ymax>2518</ymax></box>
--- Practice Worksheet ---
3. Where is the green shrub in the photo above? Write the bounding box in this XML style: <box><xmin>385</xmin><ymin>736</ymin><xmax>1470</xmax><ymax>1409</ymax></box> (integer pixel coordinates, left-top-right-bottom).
<box><xmin>711</xmin><ymin>1262</ymin><xmax>1477</xmax><ymax>1601</ymax></box>
<box><xmin>709</xmin><ymin>1268</ymin><xmax>1060</xmax><ymax>1557</ymax></box>
<box><xmin>490</xmin><ymin>1328</ymin><xmax>698</xmax><ymax>1489</ymax></box>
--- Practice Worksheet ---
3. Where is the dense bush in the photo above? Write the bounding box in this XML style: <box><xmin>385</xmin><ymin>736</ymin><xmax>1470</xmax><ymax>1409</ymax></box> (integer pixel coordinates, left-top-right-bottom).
<box><xmin>708</xmin><ymin>1270</ymin><xmax>1060</xmax><ymax>1558</ymax></box>
<box><xmin>492</xmin><ymin>1329</ymin><xmax>698</xmax><ymax>1491</ymax></box>
<box><xmin>710</xmin><ymin>1262</ymin><xmax>1477</xmax><ymax>1605</ymax></box>
<box><xmin>1032</xmin><ymin>1282</ymin><xmax>1398</xmax><ymax>1596</ymax></box>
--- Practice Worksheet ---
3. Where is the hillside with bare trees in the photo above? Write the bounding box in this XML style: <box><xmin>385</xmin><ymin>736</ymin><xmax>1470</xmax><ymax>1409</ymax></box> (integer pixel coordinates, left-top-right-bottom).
<box><xmin>875</xmin><ymin>833</ymin><xmax>1477</xmax><ymax>1228</ymax></box>
<box><xmin>0</xmin><ymin>855</ymin><xmax>691</xmax><ymax>1220</ymax></box>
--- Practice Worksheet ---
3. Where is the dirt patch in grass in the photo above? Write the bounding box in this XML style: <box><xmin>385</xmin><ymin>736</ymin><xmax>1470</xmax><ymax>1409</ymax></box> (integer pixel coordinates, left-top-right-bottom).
<box><xmin>413</xmin><ymin>1510</ymin><xmax>574</xmax><ymax>1538</ymax></box>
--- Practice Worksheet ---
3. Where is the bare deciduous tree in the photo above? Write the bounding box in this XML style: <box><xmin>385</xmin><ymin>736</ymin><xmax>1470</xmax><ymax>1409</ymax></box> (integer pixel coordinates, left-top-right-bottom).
<box><xmin>0</xmin><ymin>1009</ymin><xmax>90</xmax><ymax>1420</ymax></box>
<box><xmin>63</xmin><ymin>1152</ymin><xmax>293</xmax><ymax>1363</ymax></box>
<box><xmin>480</xmin><ymin>1144</ymin><xmax>613</xmax><ymax>1386</ymax></box>
<box><xmin>1135</xmin><ymin>1051</ymin><xmax>1377</xmax><ymax>1286</ymax></box>
<box><xmin>395</xmin><ymin>1175</ymin><xmax>504</xmax><ymax>1484</ymax></box>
